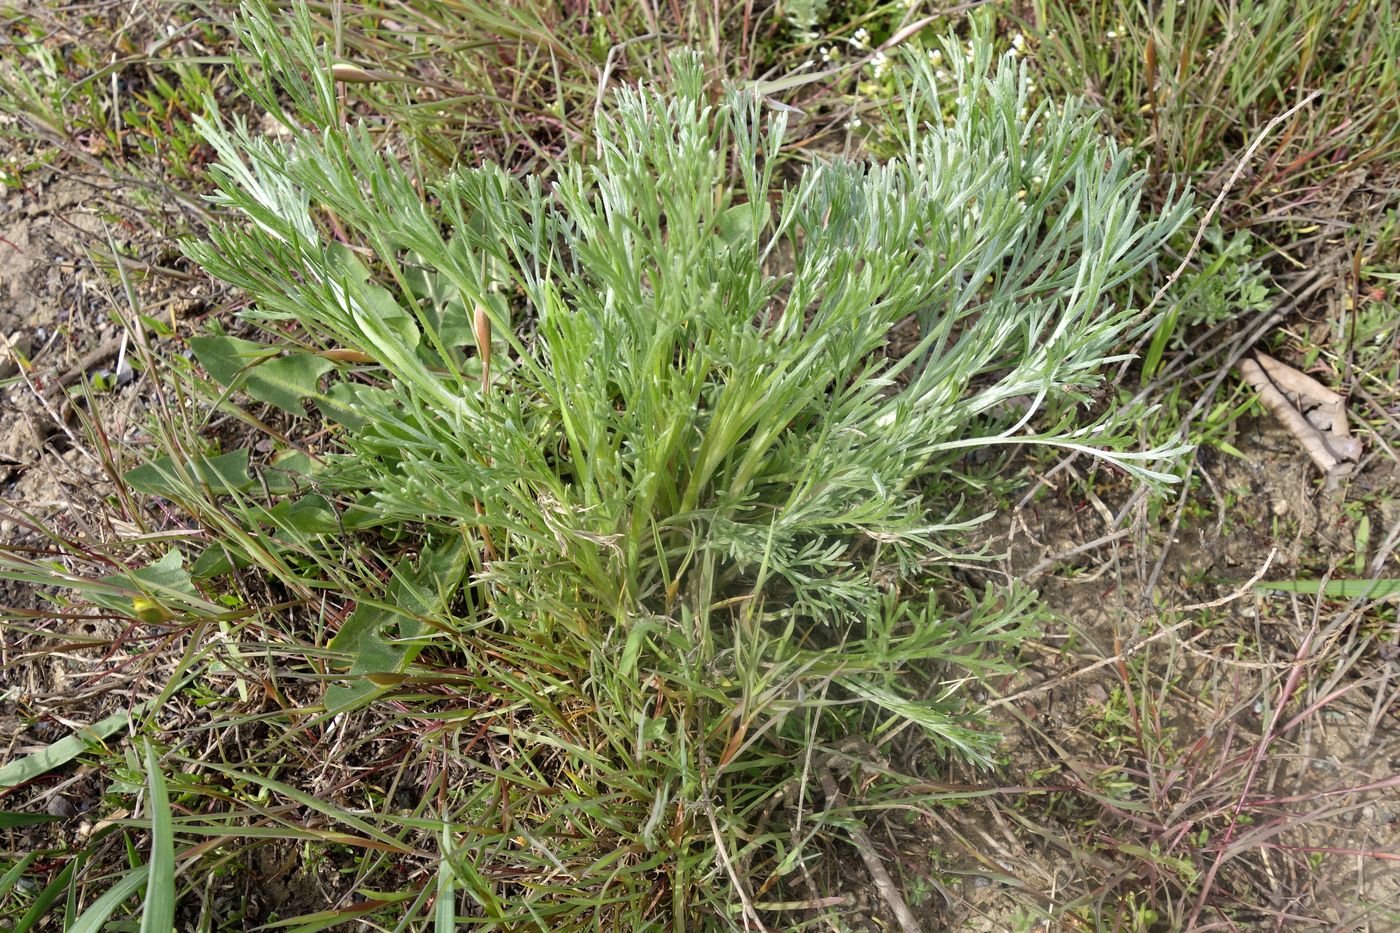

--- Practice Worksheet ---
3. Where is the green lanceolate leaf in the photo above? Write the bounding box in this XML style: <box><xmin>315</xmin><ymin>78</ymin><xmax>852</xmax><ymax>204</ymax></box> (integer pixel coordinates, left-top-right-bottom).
<box><xmin>90</xmin><ymin>548</ymin><xmax>217</xmax><ymax>621</ymax></box>
<box><xmin>191</xmin><ymin>543</ymin><xmax>251</xmax><ymax>579</ymax></box>
<box><xmin>266</xmin><ymin>494</ymin><xmax>341</xmax><ymax>534</ymax></box>
<box><xmin>125</xmin><ymin>448</ymin><xmax>253</xmax><ymax>498</ymax></box>
<box><xmin>0</xmin><ymin>812</ymin><xmax>62</xmax><ymax>828</ymax></box>
<box><xmin>0</xmin><ymin>709</ymin><xmax>132</xmax><ymax>789</ymax></box>
<box><xmin>323</xmin><ymin>538</ymin><xmax>467</xmax><ymax>707</ymax></box>
<box><xmin>191</xmin><ymin>334</ymin><xmax>334</xmax><ymax>414</ymax></box>
<box><xmin>311</xmin><ymin>380</ymin><xmax>388</xmax><ymax>431</ymax></box>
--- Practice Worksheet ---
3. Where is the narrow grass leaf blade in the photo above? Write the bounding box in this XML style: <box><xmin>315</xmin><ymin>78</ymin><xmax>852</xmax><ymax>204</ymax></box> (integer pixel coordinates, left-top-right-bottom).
<box><xmin>67</xmin><ymin>868</ymin><xmax>148</xmax><ymax>933</ymax></box>
<box><xmin>0</xmin><ymin>850</ymin><xmax>41</xmax><ymax>899</ymax></box>
<box><xmin>436</xmin><ymin>825</ymin><xmax>456</xmax><ymax>931</ymax></box>
<box><xmin>1255</xmin><ymin>578</ymin><xmax>1400</xmax><ymax>599</ymax></box>
<box><xmin>189</xmin><ymin>761</ymin><xmax>414</xmax><ymax>852</ymax></box>
<box><xmin>0</xmin><ymin>812</ymin><xmax>61</xmax><ymax>828</ymax></box>
<box><xmin>11</xmin><ymin>858</ymin><xmax>75</xmax><ymax>932</ymax></box>
<box><xmin>140</xmin><ymin>741</ymin><xmax>176</xmax><ymax>933</ymax></box>
<box><xmin>0</xmin><ymin>709</ymin><xmax>131</xmax><ymax>789</ymax></box>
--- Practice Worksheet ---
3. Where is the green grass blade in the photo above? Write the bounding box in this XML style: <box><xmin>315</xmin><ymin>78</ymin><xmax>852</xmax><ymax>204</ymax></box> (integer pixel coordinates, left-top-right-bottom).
<box><xmin>1254</xmin><ymin>578</ymin><xmax>1400</xmax><ymax>599</ymax></box>
<box><xmin>0</xmin><ymin>709</ymin><xmax>131</xmax><ymax>789</ymax></box>
<box><xmin>0</xmin><ymin>812</ymin><xmax>62</xmax><ymax>828</ymax></box>
<box><xmin>67</xmin><ymin>868</ymin><xmax>149</xmax><ymax>933</ymax></box>
<box><xmin>139</xmin><ymin>740</ymin><xmax>177</xmax><ymax>933</ymax></box>
<box><xmin>0</xmin><ymin>851</ymin><xmax>42</xmax><ymax>899</ymax></box>
<box><xmin>11</xmin><ymin>858</ymin><xmax>76</xmax><ymax>932</ymax></box>
<box><xmin>435</xmin><ymin>823</ymin><xmax>456</xmax><ymax>931</ymax></box>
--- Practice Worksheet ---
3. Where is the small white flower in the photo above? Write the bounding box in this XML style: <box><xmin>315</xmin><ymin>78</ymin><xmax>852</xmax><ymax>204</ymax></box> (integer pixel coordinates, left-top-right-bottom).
<box><xmin>1106</xmin><ymin>29</ymin><xmax>1118</xmax><ymax>39</ymax></box>
<box><xmin>851</xmin><ymin>27</ymin><xmax>871</xmax><ymax>50</ymax></box>
<box><xmin>1031</xmin><ymin>175</ymin><xmax>1043</xmax><ymax>185</ymax></box>
<box><xmin>820</xmin><ymin>45</ymin><xmax>840</xmax><ymax>63</ymax></box>
<box><xmin>927</xmin><ymin>48</ymin><xmax>943</xmax><ymax>65</ymax></box>
<box><xmin>1011</xmin><ymin>33</ymin><xmax>1027</xmax><ymax>51</ymax></box>
<box><xmin>870</xmin><ymin>50</ymin><xmax>889</xmax><ymax>78</ymax></box>
<box><xmin>935</xmin><ymin>68</ymin><xmax>949</xmax><ymax>80</ymax></box>
<box><xmin>846</xmin><ymin>116</ymin><xmax>863</xmax><ymax>129</ymax></box>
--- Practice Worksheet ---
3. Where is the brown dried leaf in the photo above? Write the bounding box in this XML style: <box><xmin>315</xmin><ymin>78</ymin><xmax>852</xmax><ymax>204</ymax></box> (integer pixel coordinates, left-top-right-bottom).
<box><xmin>1239</xmin><ymin>352</ymin><xmax>1361</xmax><ymax>489</ymax></box>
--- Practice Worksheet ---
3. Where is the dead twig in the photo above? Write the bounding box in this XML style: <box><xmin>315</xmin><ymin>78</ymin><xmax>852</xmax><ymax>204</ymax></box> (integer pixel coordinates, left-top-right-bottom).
<box><xmin>818</xmin><ymin>755</ymin><xmax>925</xmax><ymax>933</ymax></box>
<box><xmin>990</xmin><ymin>549</ymin><xmax>1277</xmax><ymax>710</ymax></box>
<box><xmin>702</xmin><ymin>791</ymin><xmax>769</xmax><ymax>931</ymax></box>
<box><xmin>1139</xmin><ymin>90</ymin><xmax>1324</xmax><ymax>321</ymax></box>
<box><xmin>46</xmin><ymin>335</ymin><xmax>123</xmax><ymax>399</ymax></box>
<box><xmin>1173</xmin><ymin>547</ymin><xmax>1278</xmax><ymax>613</ymax></box>
<box><xmin>1022</xmin><ymin>528</ymin><xmax>1133</xmax><ymax>579</ymax></box>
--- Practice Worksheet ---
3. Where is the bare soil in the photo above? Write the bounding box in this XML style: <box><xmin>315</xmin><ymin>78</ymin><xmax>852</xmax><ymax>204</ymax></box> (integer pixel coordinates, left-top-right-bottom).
<box><xmin>921</xmin><ymin>412</ymin><xmax>1400</xmax><ymax>931</ymax></box>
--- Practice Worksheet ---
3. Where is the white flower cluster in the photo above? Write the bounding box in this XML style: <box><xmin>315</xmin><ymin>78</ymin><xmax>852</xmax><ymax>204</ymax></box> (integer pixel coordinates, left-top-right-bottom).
<box><xmin>1018</xmin><ymin>72</ymin><xmax>1037</xmax><ymax>120</ymax></box>
<box><xmin>926</xmin><ymin>47</ymin><xmax>948</xmax><ymax>80</ymax></box>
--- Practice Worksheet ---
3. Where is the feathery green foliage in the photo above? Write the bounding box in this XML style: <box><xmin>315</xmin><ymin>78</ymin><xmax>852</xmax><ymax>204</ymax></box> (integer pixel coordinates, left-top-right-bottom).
<box><xmin>186</xmin><ymin>8</ymin><xmax>1189</xmax><ymax>633</ymax></box>
<box><xmin>81</xmin><ymin>4</ymin><xmax>1191</xmax><ymax>925</ymax></box>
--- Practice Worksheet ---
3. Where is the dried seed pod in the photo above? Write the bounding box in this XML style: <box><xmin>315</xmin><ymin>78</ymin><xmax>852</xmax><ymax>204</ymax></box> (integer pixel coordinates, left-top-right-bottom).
<box><xmin>131</xmin><ymin>597</ymin><xmax>173</xmax><ymax>624</ymax></box>
<box><xmin>474</xmin><ymin>304</ymin><xmax>492</xmax><ymax>391</ymax></box>
<box><xmin>318</xmin><ymin>348</ymin><xmax>374</xmax><ymax>363</ymax></box>
<box><xmin>330</xmin><ymin>62</ymin><xmax>376</xmax><ymax>84</ymax></box>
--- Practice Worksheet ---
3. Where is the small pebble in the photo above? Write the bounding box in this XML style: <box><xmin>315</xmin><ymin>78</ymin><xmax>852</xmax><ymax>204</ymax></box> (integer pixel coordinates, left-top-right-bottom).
<box><xmin>46</xmin><ymin>795</ymin><xmax>77</xmax><ymax>818</ymax></box>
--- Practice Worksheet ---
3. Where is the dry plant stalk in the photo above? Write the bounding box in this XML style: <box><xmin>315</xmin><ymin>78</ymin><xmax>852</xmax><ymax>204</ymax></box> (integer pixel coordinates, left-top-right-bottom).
<box><xmin>819</xmin><ymin>754</ymin><xmax>925</xmax><ymax>933</ymax></box>
<box><xmin>473</xmin><ymin>303</ymin><xmax>496</xmax><ymax>560</ymax></box>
